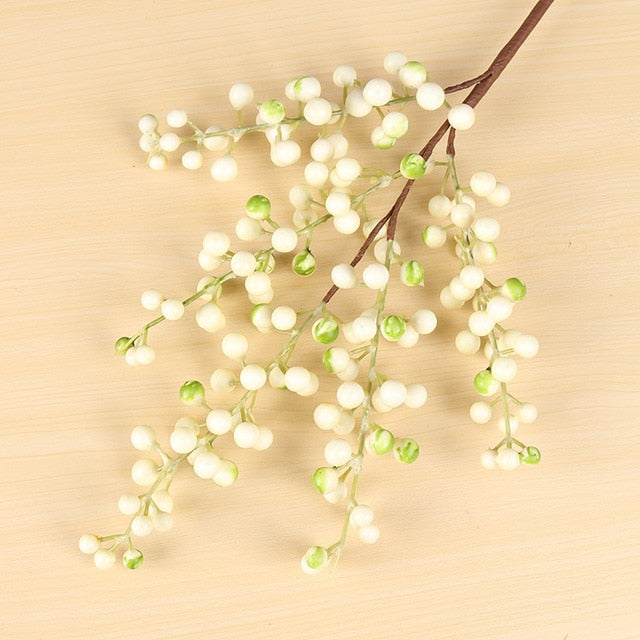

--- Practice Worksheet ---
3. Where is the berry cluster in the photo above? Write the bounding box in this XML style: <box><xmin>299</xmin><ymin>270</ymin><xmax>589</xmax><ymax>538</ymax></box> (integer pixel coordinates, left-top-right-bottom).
<box><xmin>426</xmin><ymin>160</ymin><xmax>541</xmax><ymax>471</ymax></box>
<box><xmin>82</xmin><ymin>23</ymin><xmax>549</xmax><ymax>570</ymax></box>
<box><xmin>137</xmin><ymin>52</ymin><xmax>470</xmax><ymax>183</ymax></box>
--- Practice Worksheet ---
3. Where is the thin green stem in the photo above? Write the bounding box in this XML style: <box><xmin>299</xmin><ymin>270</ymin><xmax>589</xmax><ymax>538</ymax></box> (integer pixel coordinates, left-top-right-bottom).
<box><xmin>328</xmin><ymin>238</ymin><xmax>394</xmax><ymax>562</ymax></box>
<box><xmin>124</xmin><ymin>271</ymin><xmax>235</xmax><ymax>350</ymax></box>
<box><xmin>101</xmin><ymin>449</ymin><xmax>190</xmax><ymax>553</ymax></box>
<box><xmin>271</xmin><ymin>303</ymin><xmax>325</xmax><ymax>368</ymax></box>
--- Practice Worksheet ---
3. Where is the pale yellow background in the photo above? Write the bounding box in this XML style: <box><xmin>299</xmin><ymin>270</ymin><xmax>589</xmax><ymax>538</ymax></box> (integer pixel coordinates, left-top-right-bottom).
<box><xmin>2</xmin><ymin>1</ymin><xmax>639</xmax><ymax>639</ymax></box>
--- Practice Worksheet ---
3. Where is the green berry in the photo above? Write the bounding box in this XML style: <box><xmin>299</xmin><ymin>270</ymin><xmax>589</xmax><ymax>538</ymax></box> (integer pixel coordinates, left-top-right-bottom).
<box><xmin>292</xmin><ymin>250</ymin><xmax>317</xmax><ymax>276</ymax></box>
<box><xmin>259</xmin><ymin>99</ymin><xmax>285</xmax><ymax>124</ymax></box>
<box><xmin>399</xmin><ymin>61</ymin><xmax>427</xmax><ymax>87</ymax></box>
<box><xmin>312</xmin><ymin>467</ymin><xmax>339</xmax><ymax>494</ymax></box>
<box><xmin>304</xmin><ymin>546</ymin><xmax>329</xmax><ymax>570</ymax></box>
<box><xmin>381</xmin><ymin>315</ymin><xmax>406</xmax><ymax>341</ymax></box>
<box><xmin>400</xmin><ymin>153</ymin><xmax>427</xmax><ymax>179</ymax></box>
<box><xmin>474</xmin><ymin>369</ymin><xmax>499</xmax><ymax>396</ymax></box>
<box><xmin>115</xmin><ymin>336</ymin><xmax>132</xmax><ymax>355</ymax></box>
<box><xmin>393</xmin><ymin>438</ymin><xmax>420</xmax><ymax>464</ymax></box>
<box><xmin>245</xmin><ymin>194</ymin><xmax>271</xmax><ymax>220</ymax></box>
<box><xmin>122</xmin><ymin>548</ymin><xmax>144</xmax><ymax>570</ymax></box>
<box><xmin>502</xmin><ymin>277</ymin><xmax>527</xmax><ymax>301</ymax></box>
<box><xmin>312</xmin><ymin>317</ymin><xmax>340</xmax><ymax>344</ymax></box>
<box><xmin>401</xmin><ymin>260</ymin><xmax>425</xmax><ymax>286</ymax></box>
<box><xmin>520</xmin><ymin>446</ymin><xmax>541</xmax><ymax>465</ymax></box>
<box><xmin>369</xmin><ymin>428</ymin><xmax>395</xmax><ymax>455</ymax></box>
<box><xmin>179</xmin><ymin>380</ymin><xmax>205</xmax><ymax>406</ymax></box>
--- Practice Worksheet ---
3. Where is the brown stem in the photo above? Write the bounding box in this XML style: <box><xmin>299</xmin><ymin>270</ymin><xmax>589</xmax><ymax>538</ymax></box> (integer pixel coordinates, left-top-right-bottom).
<box><xmin>321</xmin><ymin>0</ymin><xmax>556</xmax><ymax>305</ymax></box>
<box><xmin>446</xmin><ymin>128</ymin><xmax>457</xmax><ymax>157</ymax></box>
<box><xmin>463</xmin><ymin>0</ymin><xmax>556</xmax><ymax>108</ymax></box>
<box><xmin>444</xmin><ymin>70</ymin><xmax>493</xmax><ymax>94</ymax></box>
<box><xmin>321</xmin><ymin>181</ymin><xmax>413</xmax><ymax>303</ymax></box>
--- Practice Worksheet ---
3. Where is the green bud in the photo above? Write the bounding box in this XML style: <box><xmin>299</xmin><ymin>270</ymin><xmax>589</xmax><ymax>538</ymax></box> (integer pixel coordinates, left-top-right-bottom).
<box><xmin>402</xmin><ymin>60</ymin><xmax>427</xmax><ymax>81</ymax></box>
<box><xmin>311</xmin><ymin>467</ymin><xmax>339</xmax><ymax>494</ymax></box>
<box><xmin>304</xmin><ymin>546</ymin><xmax>328</xmax><ymax>569</ymax></box>
<box><xmin>259</xmin><ymin>99</ymin><xmax>285</xmax><ymax>124</ymax></box>
<box><xmin>502</xmin><ymin>277</ymin><xmax>527</xmax><ymax>301</ymax></box>
<box><xmin>393</xmin><ymin>438</ymin><xmax>420</xmax><ymax>464</ymax></box>
<box><xmin>303</xmin><ymin>546</ymin><xmax>329</xmax><ymax>572</ymax></box>
<box><xmin>115</xmin><ymin>336</ymin><xmax>132</xmax><ymax>355</ymax></box>
<box><xmin>122</xmin><ymin>548</ymin><xmax>144</xmax><ymax>570</ymax></box>
<box><xmin>381</xmin><ymin>315</ymin><xmax>406</xmax><ymax>341</ymax></box>
<box><xmin>292</xmin><ymin>250</ymin><xmax>317</xmax><ymax>276</ymax></box>
<box><xmin>520</xmin><ymin>446</ymin><xmax>541</xmax><ymax>465</ymax></box>
<box><xmin>400</xmin><ymin>153</ymin><xmax>427</xmax><ymax>179</ymax></box>
<box><xmin>312</xmin><ymin>317</ymin><xmax>340</xmax><ymax>344</ymax></box>
<box><xmin>474</xmin><ymin>369</ymin><xmax>499</xmax><ymax>396</ymax></box>
<box><xmin>400</xmin><ymin>260</ymin><xmax>425</xmax><ymax>286</ymax></box>
<box><xmin>369</xmin><ymin>428</ymin><xmax>395</xmax><ymax>455</ymax></box>
<box><xmin>179</xmin><ymin>380</ymin><xmax>206</xmax><ymax>406</ymax></box>
<box><xmin>245</xmin><ymin>194</ymin><xmax>271</xmax><ymax>220</ymax></box>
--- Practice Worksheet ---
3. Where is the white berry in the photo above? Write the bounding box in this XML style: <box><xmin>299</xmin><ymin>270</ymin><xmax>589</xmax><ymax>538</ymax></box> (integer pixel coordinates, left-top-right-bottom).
<box><xmin>448</xmin><ymin>104</ymin><xmax>476</xmax><ymax>130</ymax></box>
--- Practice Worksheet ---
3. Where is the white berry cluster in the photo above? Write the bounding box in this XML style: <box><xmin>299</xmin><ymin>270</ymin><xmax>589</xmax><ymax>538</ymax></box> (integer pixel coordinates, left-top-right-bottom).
<box><xmin>422</xmin><ymin>165</ymin><xmax>541</xmax><ymax>471</ymax></box>
<box><xmin>137</xmin><ymin>51</ymin><xmax>474</xmax><ymax>183</ymax></box>
<box><xmin>79</xmin><ymin>375</ymin><xmax>275</xmax><ymax>569</ymax></box>
<box><xmin>300</xmin><ymin>244</ymin><xmax>434</xmax><ymax>566</ymax></box>
<box><xmin>83</xmin><ymin>49</ymin><xmax>542</xmax><ymax>572</ymax></box>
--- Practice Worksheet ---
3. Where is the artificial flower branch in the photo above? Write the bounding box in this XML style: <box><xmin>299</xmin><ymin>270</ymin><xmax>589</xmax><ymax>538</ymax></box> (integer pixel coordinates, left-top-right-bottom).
<box><xmin>80</xmin><ymin>0</ymin><xmax>554</xmax><ymax>571</ymax></box>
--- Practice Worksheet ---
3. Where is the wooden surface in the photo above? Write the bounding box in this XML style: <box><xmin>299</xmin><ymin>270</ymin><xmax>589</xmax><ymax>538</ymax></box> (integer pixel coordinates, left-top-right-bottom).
<box><xmin>2</xmin><ymin>1</ymin><xmax>639</xmax><ymax>638</ymax></box>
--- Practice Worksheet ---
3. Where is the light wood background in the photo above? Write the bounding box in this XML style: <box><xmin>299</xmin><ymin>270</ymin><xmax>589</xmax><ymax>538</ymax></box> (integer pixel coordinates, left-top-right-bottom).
<box><xmin>2</xmin><ymin>1</ymin><xmax>639</xmax><ymax>638</ymax></box>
